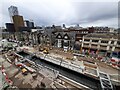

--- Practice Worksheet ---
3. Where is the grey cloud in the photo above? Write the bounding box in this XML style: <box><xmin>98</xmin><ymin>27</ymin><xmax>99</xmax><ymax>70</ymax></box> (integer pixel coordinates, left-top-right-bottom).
<box><xmin>70</xmin><ymin>2</ymin><xmax>118</xmax><ymax>25</ymax></box>
<box><xmin>1</xmin><ymin>0</ymin><xmax>118</xmax><ymax>28</ymax></box>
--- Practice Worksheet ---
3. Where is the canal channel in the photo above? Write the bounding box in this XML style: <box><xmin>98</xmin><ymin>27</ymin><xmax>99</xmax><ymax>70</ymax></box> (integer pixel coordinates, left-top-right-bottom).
<box><xmin>17</xmin><ymin>51</ymin><xmax>101</xmax><ymax>90</ymax></box>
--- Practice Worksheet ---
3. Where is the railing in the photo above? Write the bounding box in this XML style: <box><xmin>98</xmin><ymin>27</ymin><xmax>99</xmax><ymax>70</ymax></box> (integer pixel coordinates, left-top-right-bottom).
<box><xmin>91</xmin><ymin>46</ymin><xmax>98</xmax><ymax>49</ymax></box>
<box><xmin>16</xmin><ymin>50</ymin><xmax>100</xmax><ymax>79</ymax></box>
<box><xmin>44</xmin><ymin>54</ymin><xmax>84</xmax><ymax>74</ymax></box>
<box><xmin>99</xmin><ymin>72</ymin><xmax>113</xmax><ymax>90</ymax></box>
<box><xmin>83</xmin><ymin>45</ymin><xmax>89</xmax><ymax>48</ymax></box>
<box><xmin>100</xmin><ymin>43</ymin><xmax>108</xmax><ymax>46</ymax></box>
<box><xmin>83</xmin><ymin>41</ymin><xmax>90</xmax><ymax>44</ymax></box>
<box><xmin>99</xmin><ymin>47</ymin><xmax>107</xmax><ymax>50</ymax></box>
<box><xmin>91</xmin><ymin>42</ymin><xmax>99</xmax><ymax>45</ymax></box>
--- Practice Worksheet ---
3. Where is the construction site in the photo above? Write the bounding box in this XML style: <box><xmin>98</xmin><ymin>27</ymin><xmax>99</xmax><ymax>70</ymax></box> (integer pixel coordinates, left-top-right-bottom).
<box><xmin>1</xmin><ymin>51</ymin><xmax>86</xmax><ymax>89</ymax></box>
<box><xmin>0</xmin><ymin>39</ymin><xmax>120</xmax><ymax>90</ymax></box>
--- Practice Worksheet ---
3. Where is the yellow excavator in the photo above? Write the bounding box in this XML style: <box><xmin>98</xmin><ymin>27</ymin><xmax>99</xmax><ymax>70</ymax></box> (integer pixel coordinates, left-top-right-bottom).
<box><xmin>43</xmin><ymin>50</ymin><xmax>48</xmax><ymax>54</ymax></box>
<box><xmin>43</xmin><ymin>47</ymin><xmax>49</xmax><ymax>54</ymax></box>
<box><xmin>21</xmin><ymin>68</ymin><xmax>28</xmax><ymax>75</ymax></box>
<box><xmin>39</xmin><ymin>46</ymin><xmax>49</xmax><ymax>54</ymax></box>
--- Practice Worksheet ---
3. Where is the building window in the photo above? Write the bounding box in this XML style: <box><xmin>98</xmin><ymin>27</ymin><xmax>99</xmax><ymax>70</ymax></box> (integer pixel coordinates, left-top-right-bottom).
<box><xmin>64</xmin><ymin>36</ymin><xmax>68</xmax><ymax>39</ymax></box>
<box><xmin>91</xmin><ymin>44</ymin><xmax>97</xmax><ymax>47</ymax></box>
<box><xmin>111</xmin><ymin>41</ymin><xmax>114</xmax><ymax>44</ymax></box>
<box><xmin>101</xmin><ymin>40</ymin><xmax>108</xmax><ymax>43</ymax></box>
<box><xmin>110</xmin><ymin>46</ymin><xmax>112</xmax><ymax>50</ymax></box>
<box><xmin>92</xmin><ymin>40</ymin><xmax>99</xmax><ymax>42</ymax></box>
<box><xmin>100</xmin><ymin>45</ymin><xmax>107</xmax><ymax>49</ymax></box>
<box><xmin>84</xmin><ymin>39</ymin><xmax>90</xmax><ymax>42</ymax></box>
<box><xmin>117</xmin><ymin>41</ymin><xmax>120</xmax><ymax>45</ymax></box>
<box><xmin>58</xmin><ymin>35</ymin><xmax>61</xmax><ymax>38</ymax></box>
<box><xmin>84</xmin><ymin>43</ymin><xmax>89</xmax><ymax>45</ymax></box>
<box><xmin>115</xmin><ymin>47</ymin><xmax>120</xmax><ymax>50</ymax></box>
<box><xmin>64</xmin><ymin>40</ymin><xmax>69</xmax><ymax>46</ymax></box>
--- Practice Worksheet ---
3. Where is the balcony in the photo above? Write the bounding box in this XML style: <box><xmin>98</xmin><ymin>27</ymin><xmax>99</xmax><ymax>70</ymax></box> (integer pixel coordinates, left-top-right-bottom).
<box><xmin>117</xmin><ymin>45</ymin><xmax>120</xmax><ymax>47</ymax></box>
<box><xmin>91</xmin><ymin>42</ymin><xmax>99</xmax><ymax>45</ymax></box>
<box><xmin>83</xmin><ymin>41</ymin><xmax>90</xmax><ymax>44</ymax></box>
<box><xmin>91</xmin><ymin>46</ymin><xmax>98</xmax><ymax>49</ymax></box>
<box><xmin>100</xmin><ymin>43</ymin><xmax>108</xmax><ymax>46</ymax></box>
<box><xmin>83</xmin><ymin>45</ymin><xmax>89</xmax><ymax>48</ymax></box>
<box><xmin>99</xmin><ymin>47</ymin><xmax>107</xmax><ymax>50</ymax></box>
<box><xmin>114</xmin><ymin>47</ymin><xmax>120</xmax><ymax>52</ymax></box>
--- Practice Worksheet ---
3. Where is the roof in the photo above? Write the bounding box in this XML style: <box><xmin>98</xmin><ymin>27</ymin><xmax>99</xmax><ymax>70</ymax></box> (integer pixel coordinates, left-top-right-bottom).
<box><xmin>55</xmin><ymin>32</ymin><xmax>76</xmax><ymax>40</ymax></box>
<box><xmin>85</xmin><ymin>33</ymin><xmax>119</xmax><ymax>39</ymax></box>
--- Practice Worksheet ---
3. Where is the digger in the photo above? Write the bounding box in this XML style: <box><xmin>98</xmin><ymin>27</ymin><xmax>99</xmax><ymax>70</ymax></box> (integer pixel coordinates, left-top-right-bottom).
<box><xmin>39</xmin><ymin>46</ymin><xmax>49</xmax><ymax>54</ymax></box>
<box><xmin>43</xmin><ymin>49</ymin><xmax>49</xmax><ymax>54</ymax></box>
<box><xmin>21</xmin><ymin>68</ymin><xmax>28</xmax><ymax>75</ymax></box>
<box><xmin>43</xmin><ymin>47</ymin><xmax>49</xmax><ymax>54</ymax></box>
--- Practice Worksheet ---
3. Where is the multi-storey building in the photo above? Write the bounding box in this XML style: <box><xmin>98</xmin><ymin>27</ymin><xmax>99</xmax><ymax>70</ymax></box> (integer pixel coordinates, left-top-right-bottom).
<box><xmin>69</xmin><ymin>27</ymin><xmax>94</xmax><ymax>41</ymax></box>
<box><xmin>81</xmin><ymin>33</ymin><xmax>120</xmax><ymax>56</ymax></box>
<box><xmin>8</xmin><ymin>6</ymin><xmax>19</xmax><ymax>22</ymax></box>
<box><xmin>24</xmin><ymin>20</ymin><xmax>34</xmax><ymax>28</ymax></box>
<box><xmin>12</xmin><ymin>15</ymin><xmax>24</xmax><ymax>32</ymax></box>
<box><xmin>5</xmin><ymin>23</ymin><xmax>15</xmax><ymax>32</ymax></box>
<box><xmin>93</xmin><ymin>27</ymin><xmax>115</xmax><ymax>33</ymax></box>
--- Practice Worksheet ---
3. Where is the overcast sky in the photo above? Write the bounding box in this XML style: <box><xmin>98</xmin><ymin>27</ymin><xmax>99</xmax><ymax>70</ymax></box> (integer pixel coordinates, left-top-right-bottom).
<box><xmin>0</xmin><ymin>0</ymin><xmax>119</xmax><ymax>28</ymax></box>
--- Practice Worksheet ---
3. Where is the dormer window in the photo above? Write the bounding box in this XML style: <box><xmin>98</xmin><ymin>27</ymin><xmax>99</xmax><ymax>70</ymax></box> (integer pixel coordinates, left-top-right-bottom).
<box><xmin>64</xmin><ymin>36</ymin><xmax>68</xmax><ymax>39</ymax></box>
<box><xmin>58</xmin><ymin>35</ymin><xmax>61</xmax><ymax>38</ymax></box>
<box><xmin>64</xmin><ymin>33</ymin><xmax>70</xmax><ymax>40</ymax></box>
<box><xmin>56</xmin><ymin>33</ymin><xmax>62</xmax><ymax>39</ymax></box>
